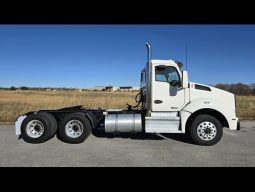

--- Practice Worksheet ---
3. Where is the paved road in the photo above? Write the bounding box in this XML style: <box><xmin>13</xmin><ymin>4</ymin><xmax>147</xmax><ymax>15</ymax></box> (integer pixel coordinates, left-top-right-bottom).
<box><xmin>0</xmin><ymin>121</ymin><xmax>255</xmax><ymax>167</ymax></box>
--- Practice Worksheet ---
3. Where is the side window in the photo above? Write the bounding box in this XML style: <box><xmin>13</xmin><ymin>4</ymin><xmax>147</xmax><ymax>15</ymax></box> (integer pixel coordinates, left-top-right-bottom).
<box><xmin>155</xmin><ymin>66</ymin><xmax>180</xmax><ymax>85</ymax></box>
<box><xmin>143</xmin><ymin>71</ymin><xmax>146</xmax><ymax>84</ymax></box>
<box><xmin>140</xmin><ymin>71</ymin><xmax>146</xmax><ymax>87</ymax></box>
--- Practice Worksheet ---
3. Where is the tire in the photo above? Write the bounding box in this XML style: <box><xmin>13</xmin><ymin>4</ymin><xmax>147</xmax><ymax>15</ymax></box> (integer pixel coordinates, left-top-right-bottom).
<box><xmin>57</xmin><ymin>112</ymin><xmax>91</xmax><ymax>144</ymax></box>
<box><xmin>21</xmin><ymin>113</ymin><xmax>52</xmax><ymax>143</ymax></box>
<box><xmin>189</xmin><ymin>114</ymin><xmax>223</xmax><ymax>146</ymax></box>
<box><xmin>38</xmin><ymin>112</ymin><xmax>57</xmax><ymax>138</ymax></box>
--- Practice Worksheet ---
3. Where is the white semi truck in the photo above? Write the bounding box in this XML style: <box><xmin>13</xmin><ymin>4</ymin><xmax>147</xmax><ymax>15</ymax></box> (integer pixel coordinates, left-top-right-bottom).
<box><xmin>15</xmin><ymin>42</ymin><xmax>240</xmax><ymax>145</ymax></box>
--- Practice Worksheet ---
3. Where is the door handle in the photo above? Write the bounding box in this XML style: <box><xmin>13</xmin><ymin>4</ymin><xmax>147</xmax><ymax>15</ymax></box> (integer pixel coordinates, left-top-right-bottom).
<box><xmin>154</xmin><ymin>100</ymin><xmax>163</xmax><ymax>104</ymax></box>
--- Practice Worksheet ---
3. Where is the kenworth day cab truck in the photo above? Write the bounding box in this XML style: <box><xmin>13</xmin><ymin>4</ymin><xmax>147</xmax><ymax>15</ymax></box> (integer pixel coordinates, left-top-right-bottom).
<box><xmin>15</xmin><ymin>43</ymin><xmax>240</xmax><ymax>146</ymax></box>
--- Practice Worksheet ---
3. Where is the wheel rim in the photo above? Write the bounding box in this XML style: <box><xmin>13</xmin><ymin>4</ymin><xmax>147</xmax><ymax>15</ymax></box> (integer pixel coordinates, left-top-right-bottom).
<box><xmin>26</xmin><ymin>120</ymin><xmax>44</xmax><ymax>138</ymax></box>
<box><xmin>65</xmin><ymin>120</ymin><xmax>84</xmax><ymax>138</ymax></box>
<box><xmin>197</xmin><ymin>121</ymin><xmax>217</xmax><ymax>141</ymax></box>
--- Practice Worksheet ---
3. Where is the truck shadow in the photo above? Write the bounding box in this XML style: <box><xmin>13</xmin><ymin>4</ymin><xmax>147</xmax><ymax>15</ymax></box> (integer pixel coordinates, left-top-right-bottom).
<box><xmin>160</xmin><ymin>133</ymin><xmax>194</xmax><ymax>144</ymax></box>
<box><xmin>92</xmin><ymin>129</ymin><xmax>194</xmax><ymax>144</ymax></box>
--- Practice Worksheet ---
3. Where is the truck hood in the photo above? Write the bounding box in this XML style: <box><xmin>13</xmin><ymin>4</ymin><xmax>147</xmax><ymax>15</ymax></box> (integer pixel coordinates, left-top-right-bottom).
<box><xmin>189</xmin><ymin>82</ymin><xmax>236</xmax><ymax>112</ymax></box>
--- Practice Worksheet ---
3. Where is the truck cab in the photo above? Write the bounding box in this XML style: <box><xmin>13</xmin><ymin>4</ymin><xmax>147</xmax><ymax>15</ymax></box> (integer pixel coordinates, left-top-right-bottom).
<box><xmin>141</xmin><ymin>59</ymin><xmax>188</xmax><ymax>113</ymax></box>
<box><xmin>139</xmin><ymin>43</ymin><xmax>240</xmax><ymax>145</ymax></box>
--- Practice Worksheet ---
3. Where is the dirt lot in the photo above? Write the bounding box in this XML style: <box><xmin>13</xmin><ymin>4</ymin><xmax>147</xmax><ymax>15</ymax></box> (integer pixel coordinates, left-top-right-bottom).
<box><xmin>0</xmin><ymin>121</ymin><xmax>254</xmax><ymax>167</ymax></box>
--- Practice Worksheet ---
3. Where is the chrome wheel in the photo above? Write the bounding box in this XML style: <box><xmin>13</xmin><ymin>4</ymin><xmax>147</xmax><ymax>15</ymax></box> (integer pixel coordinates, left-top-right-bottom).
<box><xmin>65</xmin><ymin>120</ymin><xmax>84</xmax><ymax>138</ymax></box>
<box><xmin>197</xmin><ymin>121</ymin><xmax>217</xmax><ymax>141</ymax></box>
<box><xmin>26</xmin><ymin>120</ymin><xmax>44</xmax><ymax>138</ymax></box>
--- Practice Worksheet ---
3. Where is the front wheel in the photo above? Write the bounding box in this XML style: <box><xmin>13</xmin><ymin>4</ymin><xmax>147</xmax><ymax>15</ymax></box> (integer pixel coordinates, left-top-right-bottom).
<box><xmin>189</xmin><ymin>114</ymin><xmax>223</xmax><ymax>146</ymax></box>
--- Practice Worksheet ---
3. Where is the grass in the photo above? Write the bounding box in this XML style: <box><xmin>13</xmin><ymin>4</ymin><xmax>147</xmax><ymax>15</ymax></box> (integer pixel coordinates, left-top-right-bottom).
<box><xmin>0</xmin><ymin>90</ymin><xmax>254</xmax><ymax>122</ymax></box>
<box><xmin>0</xmin><ymin>90</ymin><xmax>137</xmax><ymax>122</ymax></box>
<box><xmin>236</xmin><ymin>96</ymin><xmax>255</xmax><ymax>120</ymax></box>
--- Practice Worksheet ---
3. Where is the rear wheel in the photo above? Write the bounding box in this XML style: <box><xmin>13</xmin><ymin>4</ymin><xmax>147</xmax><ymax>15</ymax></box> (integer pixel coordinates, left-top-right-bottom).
<box><xmin>189</xmin><ymin>114</ymin><xmax>223</xmax><ymax>146</ymax></box>
<box><xmin>57</xmin><ymin>113</ymin><xmax>91</xmax><ymax>144</ymax></box>
<box><xmin>21</xmin><ymin>114</ymin><xmax>52</xmax><ymax>143</ymax></box>
<box><xmin>38</xmin><ymin>112</ymin><xmax>57</xmax><ymax>138</ymax></box>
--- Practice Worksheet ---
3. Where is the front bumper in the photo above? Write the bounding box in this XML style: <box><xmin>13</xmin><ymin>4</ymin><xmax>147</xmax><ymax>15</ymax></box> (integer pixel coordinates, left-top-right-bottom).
<box><xmin>228</xmin><ymin>117</ymin><xmax>239</xmax><ymax>130</ymax></box>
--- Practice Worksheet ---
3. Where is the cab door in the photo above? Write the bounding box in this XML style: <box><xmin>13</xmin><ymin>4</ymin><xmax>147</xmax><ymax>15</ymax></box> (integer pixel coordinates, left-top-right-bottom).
<box><xmin>152</xmin><ymin>65</ymin><xmax>185</xmax><ymax>112</ymax></box>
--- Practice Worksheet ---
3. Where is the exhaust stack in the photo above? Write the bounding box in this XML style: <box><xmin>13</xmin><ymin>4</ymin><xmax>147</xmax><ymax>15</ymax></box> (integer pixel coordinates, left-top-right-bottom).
<box><xmin>146</xmin><ymin>42</ymin><xmax>152</xmax><ymax>62</ymax></box>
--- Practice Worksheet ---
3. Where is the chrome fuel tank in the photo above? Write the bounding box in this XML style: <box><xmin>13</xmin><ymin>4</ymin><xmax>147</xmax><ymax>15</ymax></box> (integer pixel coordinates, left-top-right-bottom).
<box><xmin>105</xmin><ymin>113</ymin><xmax>142</xmax><ymax>133</ymax></box>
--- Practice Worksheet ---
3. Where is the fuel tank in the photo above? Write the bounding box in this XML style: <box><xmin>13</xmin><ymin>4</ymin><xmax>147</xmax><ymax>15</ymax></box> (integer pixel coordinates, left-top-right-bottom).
<box><xmin>104</xmin><ymin>113</ymin><xmax>142</xmax><ymax>133</ymax></box>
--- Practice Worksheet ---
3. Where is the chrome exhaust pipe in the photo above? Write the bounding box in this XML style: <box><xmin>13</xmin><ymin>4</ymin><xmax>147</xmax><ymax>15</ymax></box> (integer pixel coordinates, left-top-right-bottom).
<box><xmin>145</xmin><ymin>42</ymin><xmax>151</xmax><ymax>62</ymax></box>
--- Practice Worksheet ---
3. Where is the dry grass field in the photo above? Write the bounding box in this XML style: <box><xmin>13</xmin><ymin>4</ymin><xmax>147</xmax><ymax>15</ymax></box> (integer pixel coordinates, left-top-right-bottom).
<box><xmin>0</xmin><ymin>90</ymin><xmax>137</xmax><ymax>122</ymax></box>
<box><xmin>0</xmin><ymin>90</ymin><xmax>254</xmax><ymax>122</ymax></box>
<box><xmin>236</xmin><ymin>96</ymin><xmax>255</xmax><ymax>120</ymax></box>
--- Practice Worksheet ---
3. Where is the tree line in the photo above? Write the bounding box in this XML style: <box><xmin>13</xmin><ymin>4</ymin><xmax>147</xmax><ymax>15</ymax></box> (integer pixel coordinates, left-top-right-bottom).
<box><xmin>215</xmin><ymin>83</ymin><xmax>255</xmax><ymax>96</ymax></box>
<box><xmin>1</xmin><ymin>83</ymin><xmax>255</xmax><ymax>96</ymax></box>
<box><xmin>0</xmin><ymin>86</ymin><xmax>80</xmax><ymax>91</ymax></box>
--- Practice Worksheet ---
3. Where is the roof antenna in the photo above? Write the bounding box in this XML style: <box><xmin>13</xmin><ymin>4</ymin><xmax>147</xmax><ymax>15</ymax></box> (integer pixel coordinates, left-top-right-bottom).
<box><xmin>185</xmin><ymin>42</ymin><xmax>188</xmax><ymax>71</ymax></box>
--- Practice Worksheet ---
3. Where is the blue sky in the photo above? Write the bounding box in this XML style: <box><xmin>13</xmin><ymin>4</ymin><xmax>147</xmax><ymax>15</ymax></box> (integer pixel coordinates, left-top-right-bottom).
<box><xmin>0</xmin><ymin>25</ymin><xmax>254</xmax><ymax>88</ymax></box>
